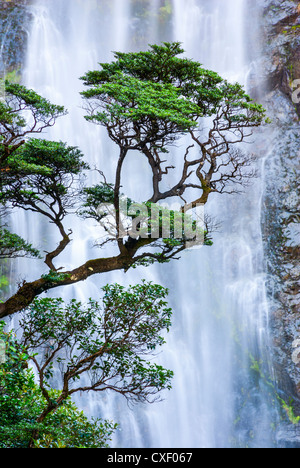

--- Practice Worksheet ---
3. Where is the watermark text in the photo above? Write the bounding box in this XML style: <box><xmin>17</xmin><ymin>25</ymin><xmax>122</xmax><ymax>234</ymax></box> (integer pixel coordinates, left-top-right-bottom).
<box><xmin>97</xmin><ymin>198</ymin><xmax>206</xmax><ymax>249</ymax></box>
<box><xmin>292</xmin><ymin>79</ymin><xmax>300</xmax><ymax>104</ymax></box>
<box><xmin>0</xmin><ymin>340</ymin><xmax>6</xmax><ymax>364</ymax></box>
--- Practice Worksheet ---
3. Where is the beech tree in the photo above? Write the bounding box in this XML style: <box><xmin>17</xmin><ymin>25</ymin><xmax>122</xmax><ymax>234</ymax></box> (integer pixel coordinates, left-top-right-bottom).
<box><xmin>0</xmin><ymin>321</ymin><xmax>117</xmax><ymax>448</ymax></box>
<box><xmin>81</xmin><ymin>42</ymin><xmax>265</xmax><ymax>208</ymax></box>
<box><xmin>0</xmin><ymin>42</ymin><xmax>267</xmax><ymax>319</ymax></box>
<box><xmin>0</xmin><ymin>280</ymin><xmax>173</xmax><ymax>448</ymax></box>
<box><xmin>0</xmin><ymin>228</ymin><xmax>41</xmax><ymax>260</ymax></box>
<box><xmin>0</xmin><ymin>81</ymin><xmax>66</xmax><ymax>162</ymax></box>
<box><xmin>20</xmin><ymin>282</ymin><xmax>173</xmax><ymax>412</ymax></box>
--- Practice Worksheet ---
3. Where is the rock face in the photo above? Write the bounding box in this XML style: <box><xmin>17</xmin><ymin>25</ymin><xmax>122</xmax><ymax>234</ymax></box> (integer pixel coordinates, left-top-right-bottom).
<box><xmin>261</xmin><ymin>0</ymin><xmax>300</xmax><ymax>114</ymax></box>
<box><xmin>0</xmin><ymin>0</ymin><xmax>32</xmax><ymax>76</ymax></box>
<box><xmin>249</xmin><ymin>0</ymin><xmax>300</xmax><ymax>446</ymax></box>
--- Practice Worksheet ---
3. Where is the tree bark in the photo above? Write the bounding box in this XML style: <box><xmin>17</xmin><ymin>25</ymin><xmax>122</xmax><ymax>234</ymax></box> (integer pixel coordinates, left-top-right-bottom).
<box><xmin>0</xmin><ymin>253</ymin><xmax>135</xmax><ymax>319</ymax></box>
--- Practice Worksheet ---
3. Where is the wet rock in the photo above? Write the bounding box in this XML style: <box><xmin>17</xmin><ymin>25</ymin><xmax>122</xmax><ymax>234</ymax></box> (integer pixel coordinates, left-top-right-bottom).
<box><xmin>0</xmin><ymin>0</ymin><xmax>32</xmax><ymax>76</ymax></box>
<box><xmin>255</xmin><ymin>0</ymin><xmax>300</xmax><ymax>443</ymax></box>
<box><xmin>249</xmin><ymin>0</ymin><xmax>300</xmax><ymax>115</ymax></box>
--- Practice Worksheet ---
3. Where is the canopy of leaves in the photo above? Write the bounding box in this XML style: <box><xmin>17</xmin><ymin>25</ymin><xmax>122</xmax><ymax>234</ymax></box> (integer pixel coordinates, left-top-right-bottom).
<box><xmin>0</xmin><ymin>81</ymin><xmax>66</xmax><ymax>161</ymax></box>
<box><xmin>80</xmin><ymin>41</ymin><xmax>267</xmax><ymax>210</ymax></box>
<box><xmin>4</xmin><ymin>81</ymin><xmax>65</xmax><ymax>118</ymax></box>
<box><xmin>20</xmin><ymin>281</ymin><xmax>173</xmax><ymax>405</ymax></box>
<box><xmin>2</xmin><ymin>138</ymin><xmax>88</xmax><ymax>175</ymax></box>
<box><xmin>0</xmin><ymin>228</ymin><xmax>41</xmax><ymax>259</ymax></box>
<box><xmin>0</xmin><ymin>139</ymin><xmax>88</xmax><ymax>221</ymax></box>
<box><xmin>81</xmin><ymin>42</ymin><xmax>224</xmax><ymax>114</ymax></box>
<box><xmin>82</xmin><ymin>73</ymin><xmax>200</xmax><ymax>144</ymax></box>
<box><xmin>0</xmin><ymin>322</ymin><xmax>116</xmax><ymax>448</ymax></box>
<box><xmin>81</xmin><ymin>41</ymin><xmax>266</xmax><ymax>128</ymax></box>
<box><xmin>79</xmin><ymin>182</ymin><xmax>116</xmax><ymax>222</ymax></box>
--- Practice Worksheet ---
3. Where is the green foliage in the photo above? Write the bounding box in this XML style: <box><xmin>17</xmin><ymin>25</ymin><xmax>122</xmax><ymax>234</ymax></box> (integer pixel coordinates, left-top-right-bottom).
<box><xmin>2</xmin><ymin>138</ymin><xmax>88</xmax><ymax>177</ymax></box>
<box><xmin>20</xmin><ymin>281</ymin><xmax>173</xmax><ymax>405</ymax></box>
<box><xmin>0</xmin><ymin>81</ymin><xmax>66</xmax><ymax>158</ymax></box>
<box><xmin>79</xmin><ymin>182</ymin><xmax>116</xmax><ymax>222</ymax></box>
<box><xmin>0</xmin><ymin>99</ymin><xmax>25</xmax><ymax>129</ymax></box>
<box><xmin>141</xmin><ymin>200</ymin><xmax>211</xmax><ymax>245</ymax></box>
<box><xmin>12</xmin><ymin>138</ymin><xmax>89</xmax><ymax>174</ymax></box>
<box><xmin>41</xmin><ymin>270</ymin><xmax>72</xmax><ymax>284</ymax></box>
<box><xmin>81</xmin><ymin>43</ymin><xmax>220</xmax><ymax>149</ymax></box>
<box><xmin>81</xmin><ymin>41</ymin><xmax>266</xmax><ymax>125</ymax></box>
<box><xmin>0</xmin><ymin>139</ymin><xmax>88</xmax><ymax>221</ymax></box>
<box><xmin>4</xmin><ymin>81</ymin><xmax>65</xmax><ymax>119</ymax></box>
<box><xmin>159</xmin><ymin>0</ymin><xmax>172</xmax><ymax>20</ymax></box>
<box><xmin>0</xmin><ymin>321</ymin><xmax>117</xmax><ymax>448</ymax></box>
<box><xmin>4</xmin><ymin>68</ymin><xmax>21</xmax><ymax>84</ymax></box>
<box><xmin>81</xmin><ymin>41</ymin><xmax>267</xmax><ymax>217</ymax></box>
<box><xmin>82</xmin><ymin>183</ymin><xmax>115</xmax><ymax>206</ymax></box>
<box><xmin>280</xmin><ymin>399</ymin><xmax>300</xmax><ymax>425</ymax></box>
<box><xmin>0</xmin><ymin>323</ymin><xmax>42</xmax><ymax>448</ymax></box>
<box><xmin>250</xmin><ymin>355</ymin><xmax>300</xmax><ymax>426</ymax></box>
<box><xmin>31</xmin><ymin>401</ymin><xmax>118</xmax><ymax>449</ymax></box>
<box><xmin>0</xmin><ymin>228</ymin><xmax>41</xmax><ymax>259</ymax></box>
<box><xmin>82</xmin><ymin>73</ymin><xmax>200</xmax><ymax>131</ymax></box>
<box><xmin>81</xmin><ymin>42</ymin><xmax>213</xmax><ymax>90</ymax></box>
<box><xmin>0</xmin><ymin>275</ymin><xmax>9</xmax><ymax>289</ymax></box>
<box><xmin>80</xmin><ymin>190</ymin><xmax>212</xmax><ymax>248</ymax></box>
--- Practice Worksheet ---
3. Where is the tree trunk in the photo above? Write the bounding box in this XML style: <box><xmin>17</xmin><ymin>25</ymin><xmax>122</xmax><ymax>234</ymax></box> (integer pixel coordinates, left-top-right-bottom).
<box><xmin>0</xmin><ymin>253</ymin><xmax>134</xmax><ymax>318</ymax></box>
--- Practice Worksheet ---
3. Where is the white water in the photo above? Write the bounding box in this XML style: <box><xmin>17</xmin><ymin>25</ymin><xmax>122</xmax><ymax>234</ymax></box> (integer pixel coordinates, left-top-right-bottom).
<box><xmin>15</xmin><ymin>0</ymin><xmax>280</xmax><ymax>448</ymax></box>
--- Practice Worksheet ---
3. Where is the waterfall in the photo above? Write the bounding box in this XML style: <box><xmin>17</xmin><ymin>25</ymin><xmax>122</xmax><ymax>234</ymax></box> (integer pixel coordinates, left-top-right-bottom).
<box><xmin>15</xmin><ymin>0</ymin><xmax>281</xmax><ymax>448</ymax></box>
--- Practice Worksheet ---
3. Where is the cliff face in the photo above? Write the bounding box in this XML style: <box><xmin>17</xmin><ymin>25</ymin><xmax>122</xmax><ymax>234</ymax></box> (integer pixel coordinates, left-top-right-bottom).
<box><xmin>249</xmin><ymin>0</ymin><xmax>300</xmax><ymax>445</ymax></box>
<box><xmin>0</xmin><ymin>0</ymin><xmax>31</xmax><ymax>76</ymax></box>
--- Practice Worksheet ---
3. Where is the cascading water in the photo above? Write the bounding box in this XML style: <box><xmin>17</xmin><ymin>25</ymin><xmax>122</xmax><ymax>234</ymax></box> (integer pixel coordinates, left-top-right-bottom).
<box><xmin>12</xmin><ymin>0</ymin><xmax>282</xmax><ymax>448</ymax></box>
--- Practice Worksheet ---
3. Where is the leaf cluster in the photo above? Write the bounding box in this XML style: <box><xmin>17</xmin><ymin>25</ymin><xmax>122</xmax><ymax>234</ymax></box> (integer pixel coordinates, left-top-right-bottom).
<box><xmin>0</xmin><ymin>322</ymin><xmax>117</xmax><ymax>448</ymax></box>
<box><xmin>81</xmin><ymin>41</ymin><xmax>267</xmax><ymax>215</ymax></box>
<box><xmin>81</xmin><ymin>41</ymin><xmax>266</xmax><ymax>129</ymax></box>
<box><xmin>83</xmin><ymin>73</ymin><xmax>200</xmax><ymax>129</ymax></box>
<box><xmin>79</xmin><ymin>182</ymin><xmax>116</xmax><ymax>222</ymax></box>
<box><xmin>0</xmin><ymin>81</ymin><xmax>66</xmax><ymax>160</ymax></box>
<box><xmin>20</xmin><ymin>281</ymin><xmax>173</xmax><ymax>405</ymax></box>
<box><xmin>0</xmin><ymin>139</ymin><xmax>88</xmax><ymax>222</ymax></box>
<box><xmin>0</xmin><ymin>227</ymin><xmax>41</xmax><ymax>259</ymax></box>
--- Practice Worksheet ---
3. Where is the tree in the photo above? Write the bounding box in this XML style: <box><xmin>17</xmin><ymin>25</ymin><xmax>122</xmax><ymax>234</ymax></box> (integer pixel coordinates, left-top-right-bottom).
<box><xmin>0</xmin><ymin>81</ymin><xmax>66</xmax><ymax>163</ymax></box>
<box><xmin>0</xmin><ymin>228</ymin><xmax>41</xmax><ymax>260</ymax></box>
<box><xmin>0</xmin><ymin>42</ymin><xmax>267</xmax><ymax>318</ymax></box>
<box><xmin>0</xmin><ymin>281</ymin><xmax>173</xmax><ymax>447</ymax></box>
<box><xmin>81</xmin><ymin>42</ymin><xmax>266</xmax><ymax>207</ymax></box>
<box><xmin>0</xmin><ymin>322</ymin><xmax>117</xmax><ymax>448</ymax></box>
<box><xmin>20</xmin><ymin>281</ymin><xmax>173</xmax><ymax>410</ymax></box>
<box><xmin>0</xmin><ymin>80</ymin><xmax>67</xmax><ymax>267</ymax></box>
<box><xmin>0</xmin><ymin>138</ymin><xmax>88</xmax><ymax>269</ymax></box>
<box><xmin>0</xmin><ymin>41</ymin><xmax>268</xmax><ymax>449</ymax></box>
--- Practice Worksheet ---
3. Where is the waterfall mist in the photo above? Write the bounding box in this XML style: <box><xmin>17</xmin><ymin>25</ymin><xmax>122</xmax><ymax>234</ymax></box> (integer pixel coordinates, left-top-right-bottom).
<box><xmin>11</xmin><ymin>0</ymin><xmax>283</xmax><ymax>448</ymax></box>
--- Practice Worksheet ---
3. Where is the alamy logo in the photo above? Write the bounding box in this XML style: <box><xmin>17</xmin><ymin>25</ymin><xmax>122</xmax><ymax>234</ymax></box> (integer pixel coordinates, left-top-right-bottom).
<box><xmin>0</xmin><ymin>340</ymin><xmax>6</xmax><ymax>364</ymax></box>
<box><xmin>292</xmin><ymin>79</ymin><xmax>300</xmax><ymax>104</ymax></box>
<box><xmin>97</xmin><ymin>198</ymin><xmax>205</xmax><ymax>249</ymax></box>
